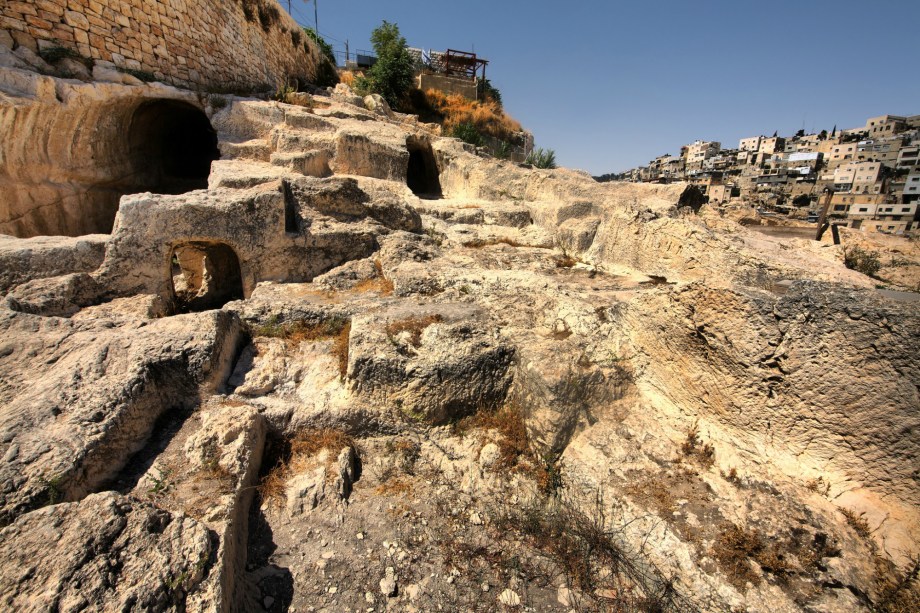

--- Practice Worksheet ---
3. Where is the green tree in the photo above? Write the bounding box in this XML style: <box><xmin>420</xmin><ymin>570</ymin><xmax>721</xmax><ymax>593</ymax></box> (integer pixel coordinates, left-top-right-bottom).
<box><xmin>480</xmin><ymin>78</ymin><xmax>502</xmax><ymax>107</ymax></box>
<box><xmin>365</xmin><ymin>21</ymin><xmax>414</xmax><ymax>108</ymax></box>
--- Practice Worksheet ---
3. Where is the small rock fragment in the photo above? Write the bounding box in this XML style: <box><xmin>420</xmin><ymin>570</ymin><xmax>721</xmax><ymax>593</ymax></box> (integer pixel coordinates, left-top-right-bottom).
<box><xmin>380</xmin><ymin>566</ymin><xmax>398</xmax><ymax>597</ymax></box>
<box><xmin>498</xmin><ymin>588</ymin><xmax>521</xmax><ymax>607</ymax></box>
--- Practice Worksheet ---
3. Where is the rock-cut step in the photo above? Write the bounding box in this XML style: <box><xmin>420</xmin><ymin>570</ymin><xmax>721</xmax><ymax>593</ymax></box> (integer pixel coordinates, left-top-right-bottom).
<box><xmin>413</xmin><ymin>198</ymin><xmax>533</xmax><ymax>229</ymax></box>
<box><xmin>219</xmin><ymin>139</ymin><xmax>273</xmax><ymax>162</ymax></box>
<box><xmin>270</xmin><ymin>151</ymin><xmax>332</xmax><ymax>178</ymax></box>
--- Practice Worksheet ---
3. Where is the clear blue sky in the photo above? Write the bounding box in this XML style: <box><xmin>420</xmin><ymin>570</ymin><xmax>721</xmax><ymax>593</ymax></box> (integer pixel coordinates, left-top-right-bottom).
<box><xmin>284</xmin><ymin>0</ymin><xmax>920</xmax><ymax>175</ymax></box>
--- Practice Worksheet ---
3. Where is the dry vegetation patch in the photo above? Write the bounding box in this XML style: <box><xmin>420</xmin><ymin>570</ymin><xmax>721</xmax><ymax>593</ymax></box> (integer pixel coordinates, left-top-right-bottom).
<box><xmin>352</xmin><ymin>260</ymin><xmax>394</xmax><ymax>295</ymax></box>
<box><xmin>454</xmin><ymin>403</ymin><xmax>561</xmax><ymax>495</ymax></box>
<box><xmin>681</xmin><ymin>421</ymin><xmax>715</xmax><ymax>467</ymax></box>
<box><xmin>494</xmin><ymin>496</ymin><xmax>688</xmax><ymax>610</ymax></box>
<box><xmin>253</xmin><ymin>316</ymin><xmax>350</xmax><ymax>378</ymax></box>
<box><xmin>258</xmin><ymin>428</ymin><xmax>356</xmax><ymax>507</ymax></box>
<box><xmin>420</xmin><ymin>89</ymin><xmax>522</xmax><ymax>141</ymax></box>
<box><xmin>385</xmin><ymin>314</ymin><xmax>443</xmax><ymax>348</ymax></box>
<box><xmin>462</xmin><ymin>237</ymin><xmax>524</xmax><ymax>248</ymax></box>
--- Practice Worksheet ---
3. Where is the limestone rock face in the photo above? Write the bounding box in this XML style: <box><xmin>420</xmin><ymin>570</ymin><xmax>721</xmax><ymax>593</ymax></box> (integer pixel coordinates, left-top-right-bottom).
<box><xmin>1</xmin><ymin>74</ymin><xmax>918</xmax><ymax>612</ymax></box>
<box><xmin>0</xmin><ymin>233</ymin><xmax>106</xmax><ymax>293</ymax></box>
<box><xmin>0</xmin><ymin>306</ymin><xmax>242</xmax><ymax>524</ymax></box>
<box><xmin>0</xmin><ymin>70</ymin><xmax>206</xmax><ymax>237</ymax></box>
<box><xmin>347</xmin><ymin>303</ymin><xmax>516</xmax><ymax>424</ymax></box>
<box><xmin>0</xmin><ymin>492</ymin><xmax>212</xmax><ymax>612</ymax></box>
<box><xmin>617</xmin><ymin>281</ymin><xmax>920</xmax><ymax>554</ymax></box>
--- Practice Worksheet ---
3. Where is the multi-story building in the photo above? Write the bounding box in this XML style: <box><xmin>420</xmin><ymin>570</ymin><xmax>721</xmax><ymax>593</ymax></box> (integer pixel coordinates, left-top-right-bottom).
<box><xmin>828</xmin><ymin>143</ymin><xmax>858</xmax><ymax>167</ymax></box>
<box><xmin>708</xmin><ymin>184</ymin><xmax>734</xmax><ymax>205</ymax></box>
<box><xmin>760</xmin><ymin>137</ymin><xmax>785</xmax><ymax>155</ymax></box>
<box><xmin>897</xmin><ymin>145</ymin><xmax>919</xmax><ymax>169</ymax></box>
<box><xmin>834</xmin><ymin>161</ymin><xmax>883</xmax><ymax>193</ymax></box>
<box><xmin>685</xmin><ymin>140</ymin><xmax>721</xmax><ymax>169</ymax></box>
<box><xmin>785</xmin><ymin>152</ymin><xmax>824</xmax><ymax>175</ymax></box>
<box><xmin>739</xmin><ymin>136</ymin><xmax>762</xmax><ymax>152</ymax></box>
<box><xmin>865</xmin><ymin>114</ymin><xmax>908</xmax><ymax>137</ymax></box>
<box><xmin>856</xmin><ymin>139</ymin><xmax>902</xmax><ymax>166</ymax></box>
<box><xmin>904</xmin><ymin>170</ymin><xmax>920</xmax><ymax>203</ymax></box>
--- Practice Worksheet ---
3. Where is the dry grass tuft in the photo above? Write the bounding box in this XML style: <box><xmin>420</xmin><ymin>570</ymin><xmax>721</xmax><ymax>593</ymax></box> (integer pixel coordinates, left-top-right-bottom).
<box><xmin>339</xmin><ymin>70</ymin><xmax>357</xmax><ymax>87</ymax></box>
<box><xmin>385</xmin><ymin>314</ymin><xmax>443</xmax><ymax>348</ymax></box>
<box><xmin>330</xmin><ymin>321</ymin><xmax>351</xmax><ymax>379</ymax></box>
<box><xmin>681</xmin><ymin>421</ymin><xmax>715</xmax><ymax>467</ymax></box>
<box><xmin>841</xmin><ymin>507</ymin><xmax>872</xmax><ymax>539</ymax></box>
<box><xmin>555</xmin><ymin>254</ymin><xmax>578</xmax><ymax>268</ymax></box>
<box><xmin>711</xmin><ymin>523</ymin><xmax>765</xmax><ymax>589</ymax></box>
<box><xmin>627</xmin><ymin>477</ymin><xmax>678</xmax><ymax>515</ymax></box>
<box><xmin>711</xmin><ymin>522</ymin><xmax>798</xmax><ymax>590</ymax></box>
<box><xmin>375</xmin><ymin>477</ymin><xmax>413</xmax><ymax>497</ymax></box>
<box><xmin>462</xmin><ymin>237</ymin><xmax>524</xmax><ymax>248</ymax></box>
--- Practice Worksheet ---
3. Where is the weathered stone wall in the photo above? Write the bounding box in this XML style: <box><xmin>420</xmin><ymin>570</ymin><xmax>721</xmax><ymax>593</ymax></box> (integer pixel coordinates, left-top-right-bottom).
<box><xmin>0</xmin><ymin>0</ymin><xmax>325</xmax><ymax>90</ymax></box>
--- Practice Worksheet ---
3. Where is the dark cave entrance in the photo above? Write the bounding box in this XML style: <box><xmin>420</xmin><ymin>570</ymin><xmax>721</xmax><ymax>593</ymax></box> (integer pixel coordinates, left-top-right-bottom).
<box><xmin>128</xmin><ymin>100</ymin><xmax>220</xmax><ymax>195</ymax></box>
<box><xmin>406</xmin><ymin>139</ymin><xmax>441</xmax><ymax>199</ymax></box>
<box><xmin>169</xmin><ymin>242</ymin><xmax>244</xmax><ymax>312</ymax></box>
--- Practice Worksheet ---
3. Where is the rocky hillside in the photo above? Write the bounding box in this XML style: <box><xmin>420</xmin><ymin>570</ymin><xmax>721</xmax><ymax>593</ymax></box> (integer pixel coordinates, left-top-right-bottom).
<box><xmin>0</xmin><ymin>69</ymin><xmax>918</xmax><ymax>612</ymax></box>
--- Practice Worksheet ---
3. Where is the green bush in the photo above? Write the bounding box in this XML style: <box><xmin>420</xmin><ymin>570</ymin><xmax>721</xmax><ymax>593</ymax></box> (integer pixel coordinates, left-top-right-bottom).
<box><xmin>365</xmin><ymin>21</ymin><xmax>415</xmax><ymax>108</ymax></box>
<box><xmin>303</xmin><ymin>27</ymin><xmax>334</xmax><ymax>64</ymax></box>
<box><xmin>495</xmin><ymin>141</ymin><xmax>512</xmax><ymax>160</ymax></box>
<box><xmin>843</xmin><ymin>246</ymin><xmax>881</xmax><ymax>277</ymax></box>
<box><xmin>525</xmin><ymin>147</ymin><xmax>557</xmax><ymax>169</ymax></box>
<box><xmin>451</xmin><ymin>122</ymin><xmax>483</xmax><ymax>147</ymax></box>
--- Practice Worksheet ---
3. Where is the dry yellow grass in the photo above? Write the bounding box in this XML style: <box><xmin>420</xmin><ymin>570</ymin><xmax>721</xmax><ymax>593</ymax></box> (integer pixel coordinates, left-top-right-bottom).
<box><xmin>423</xmin><ymin>89</ymin><xmax>522</xmax><ymax>141</ymax></box>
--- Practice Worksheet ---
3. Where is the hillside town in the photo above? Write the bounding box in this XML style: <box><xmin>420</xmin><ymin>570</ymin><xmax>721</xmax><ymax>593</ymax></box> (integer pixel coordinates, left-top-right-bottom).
<box><xmin>603</xmin><ymin>113</ymin><xmax>920</xmax><ymax>235</ymax></box>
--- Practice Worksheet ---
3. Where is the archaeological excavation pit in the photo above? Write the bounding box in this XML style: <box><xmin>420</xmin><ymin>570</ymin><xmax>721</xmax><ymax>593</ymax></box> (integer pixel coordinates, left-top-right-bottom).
<box><xmin>406</xmin><ymin>138</ymin><xmax>442</xmax><ymax>199</ymax></box>
<box><xmin>170</xmin><ymin>241</ymin><xmax>244</xmax><ymax>312</ymax></box>
<box><xmin>127</xmin><ymin>100</ymin><xmax>220</xmax><ymax>196</ymax></box>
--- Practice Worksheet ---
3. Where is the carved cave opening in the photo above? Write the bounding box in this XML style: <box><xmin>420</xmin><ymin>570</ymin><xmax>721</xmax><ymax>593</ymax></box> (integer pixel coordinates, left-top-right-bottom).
<box><xmin>406</xmin><ymin>139</ymin><xmax>442</xmax><ymax>199</ymax></box>
<box><xmin>170</xmin><ymin>241</ymin><xmax>244</xmax><ymax>312</ymax></box>
<box><xmin>128</xmin><ymin>100</ymin><xmax>220</xmax><ymax>195</ymax></box>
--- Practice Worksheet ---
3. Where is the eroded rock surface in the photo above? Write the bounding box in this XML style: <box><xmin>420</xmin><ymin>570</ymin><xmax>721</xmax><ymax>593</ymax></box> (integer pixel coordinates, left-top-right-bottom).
<box><xmin>0</xmin><ymin>69</ymin><xmax>917</xmax><ymax>612</ymax></box>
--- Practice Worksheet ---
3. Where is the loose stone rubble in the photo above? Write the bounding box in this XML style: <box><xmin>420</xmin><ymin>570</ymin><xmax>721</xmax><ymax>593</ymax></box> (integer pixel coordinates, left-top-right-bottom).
<box><xmin>0</xmin><ymin>67</ymin><xmax>918</xmax><ymax>612</ymax></box>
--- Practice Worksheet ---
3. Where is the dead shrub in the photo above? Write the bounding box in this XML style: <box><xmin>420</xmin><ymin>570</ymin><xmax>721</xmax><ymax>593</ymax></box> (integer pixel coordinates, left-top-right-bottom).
<box><xmin>494</xmin><ymin>495</ymin><xmax>687</xmax><ymax>610</ymax></box>
<box><xmin>385</xmin><ymin>314</ymin><xmax>443</xmax><ymax>348</ymax></box>
<box><xmin>681</xmin><ymin>421</ymin><xmax>715</xmax><ymax>467</ymax></box>
<box><xmin>711</xmin><ymin>523</ymin><xmax>764</xmax><ymax>589</ymax></box>
<box><xmin>841</xmin><ymin>507</ymin><xmax>872</xmax><ymax>539</ymax></box>
<box><xmin>454</xmin><ymin>402</ymin><xmax>561</xmax><ymax>495</ymax></box>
